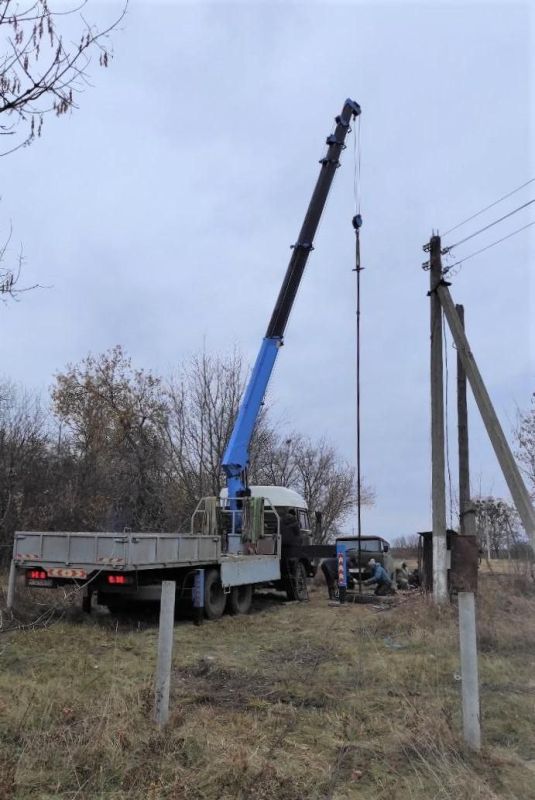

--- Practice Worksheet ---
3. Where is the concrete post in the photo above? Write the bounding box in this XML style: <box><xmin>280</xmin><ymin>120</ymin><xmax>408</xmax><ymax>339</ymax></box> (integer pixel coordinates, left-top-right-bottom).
<box><xmin>456</xmin><ymin>305</ymin><xmax>476</xmax><ymax>537</ymax></box>
<box><xmin>458</xmin><ymin>592</ymin><xmax>481</xmax><ymax>750</ymax></box>
<box><xmin>154</xmin><ymin>581</ymin><xmax>176</xmax><ymax>726</ymax></box>
<box><xmin>6</xmin><ymin>560</ymin><xmax>16</xmax><ymax>609</ymax></box>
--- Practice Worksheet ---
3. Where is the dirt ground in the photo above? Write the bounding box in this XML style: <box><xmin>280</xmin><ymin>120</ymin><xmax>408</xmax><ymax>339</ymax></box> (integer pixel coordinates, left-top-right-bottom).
<box><xmin>0</xmin><ymin>570</ymin><xmax>534</xmax><ymax>799</ymax></box>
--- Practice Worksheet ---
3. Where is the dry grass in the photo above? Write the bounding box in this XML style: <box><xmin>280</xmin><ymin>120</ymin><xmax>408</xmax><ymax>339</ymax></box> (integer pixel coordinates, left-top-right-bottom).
<box><xmin>0</xmin><ymin>575</ymin><xmax>534</xmax><ymax>799</ymax></box>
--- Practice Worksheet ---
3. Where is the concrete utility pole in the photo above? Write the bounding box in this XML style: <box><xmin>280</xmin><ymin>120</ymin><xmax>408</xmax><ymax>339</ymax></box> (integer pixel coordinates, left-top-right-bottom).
<box><xmin>429</xmin><ymin>235</ymin><xmax>448</xmax><ymax>603</ymax></box>
<box><xmin>458</xmin><ymin>592</ymin><xmax>481</xmax><ymax>749</ymax></box>
<box><xmin>456</xmin><ymin>305</ymin><xmax>476</xmax><ymax>538</ymax></box>
<box><xmin>154</xmin><ymin>581</ymin><xmax>176</xmax><ymax>727</ymax></box>
<box><xmin>455</xmin><ymin>304</ymin><xmax>481</xmax><ymax>751</ymax></box>
<box><xmin>6</xmin><ymin>560</ymin><xmax>16</xmax><ymax>609</ymax></box>
<box><xmin>437</xmin><ymin>284</ymin><xmax>535</xmax><ymax>545</ymax></box>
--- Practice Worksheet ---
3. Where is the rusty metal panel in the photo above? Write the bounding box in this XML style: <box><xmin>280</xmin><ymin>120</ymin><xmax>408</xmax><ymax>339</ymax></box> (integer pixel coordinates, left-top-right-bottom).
<box><xmin>450</xmin><ymin>535</ymin><xmax>478</xmax><ymax>592</ymax></box>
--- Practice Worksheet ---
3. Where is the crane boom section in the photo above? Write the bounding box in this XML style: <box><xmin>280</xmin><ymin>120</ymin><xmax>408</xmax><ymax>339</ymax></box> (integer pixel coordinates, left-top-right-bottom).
<box><xmin>222</xmin><ymin>98</ymin><xmax>361</xmax><ymax>501</ymax></box>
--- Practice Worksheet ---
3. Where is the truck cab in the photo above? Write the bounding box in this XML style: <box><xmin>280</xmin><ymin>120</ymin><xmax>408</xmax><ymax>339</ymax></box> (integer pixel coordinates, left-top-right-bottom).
<box><xmin>336</xmin><ymin>535</ymin><xmax>394</xmax><ymax>582</ymax></box>
<box><xmin>220</xmin><ymin>485</ymin><xmax>312</xmax><ymax>545</ymax></box>
<box><xmin>220</xmin><ymin>485</ymin><xmax>314</xmax><ymax>600</ymax></box>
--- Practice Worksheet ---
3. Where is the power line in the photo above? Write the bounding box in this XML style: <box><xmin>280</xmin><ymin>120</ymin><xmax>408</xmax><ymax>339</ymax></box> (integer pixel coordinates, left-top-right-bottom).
<box><xmin>443</xmin><ymin>178</ymin><xmax>535</xmax><ymax>237</ymax></box>
<box><xmin>444</xmin><ymin>199</ymin><xmax>535</xmax><ymax>252</ymax></box>
<box><xmin>443</xmin><ymin>219</ymin><xmax>535</xmax><ymax>274</ymax></box>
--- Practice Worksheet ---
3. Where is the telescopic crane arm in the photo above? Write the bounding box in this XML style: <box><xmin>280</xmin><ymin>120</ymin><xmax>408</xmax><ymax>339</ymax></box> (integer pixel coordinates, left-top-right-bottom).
<box><xmin>222</xmin><ymin>98</ymin><xmax>361</xmax><ymax>503</ymax></box>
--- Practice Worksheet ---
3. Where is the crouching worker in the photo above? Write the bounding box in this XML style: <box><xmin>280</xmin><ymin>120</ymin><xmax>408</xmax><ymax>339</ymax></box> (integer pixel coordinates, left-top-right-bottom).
<box><xmin>364</xmin><ymin>558</ymin><xmax>395</xmax><ymax>595</ymax></box>
<box><xmin>321</xmin><ymin>557</ymin><xmax>339</xmax><ymax>600</ymax></box>
<box><xmin>395</xmin><ymin>561</ymin><xmax>410</xmax><ymax>591</ymax></box>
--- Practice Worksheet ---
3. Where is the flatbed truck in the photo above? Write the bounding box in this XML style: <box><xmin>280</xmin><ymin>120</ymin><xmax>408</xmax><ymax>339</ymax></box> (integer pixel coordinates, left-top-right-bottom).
<box><xmin>9</xmin><ymin>98</ymin><xmax>361</xmax><ymax>619</ymax></box>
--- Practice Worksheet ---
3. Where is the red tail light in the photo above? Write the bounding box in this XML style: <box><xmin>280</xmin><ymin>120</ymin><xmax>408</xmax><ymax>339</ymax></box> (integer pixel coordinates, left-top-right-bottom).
<box><xmin>107</xmin><ymin>574</ymin><xmax>132</xmax><ymax>585</ymax></box>
<box><xmin>27</xmin><ymin>569</ymin><xmax>48</xmax><ymax>580</ymax></box>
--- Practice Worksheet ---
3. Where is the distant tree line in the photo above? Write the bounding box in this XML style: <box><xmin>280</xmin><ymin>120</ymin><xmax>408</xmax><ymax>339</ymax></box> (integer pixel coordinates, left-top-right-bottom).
<box><xmin>472</xmin><ymin>396</ymin><xmax>535</xmax><ymax>560</ymax></box>
<box><xmin>391</xmin><ymin>534</ymin><xmax>420</xmax><ymax>555</ymax></box>
<box><xmin>473</xmin><ymin>496</ymin><xmax>532</xmax><ymax>560</ymax></box>
<box><xmin>390</xmin><ymin>394</ymin><xmax>535</xmax><ymax>559</ymax></box>
<box><xmin>0</xmin><ymin>346</ymin><xmax>373</xmax><ymax>563</ymax></box>
<box><xmin>392</xmin><ymin>500</ymin><xmax>533</xmax><ymax>560</ymax></box>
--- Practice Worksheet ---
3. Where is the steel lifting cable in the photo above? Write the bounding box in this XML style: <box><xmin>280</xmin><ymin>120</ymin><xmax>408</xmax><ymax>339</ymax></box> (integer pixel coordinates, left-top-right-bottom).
<box><xmin>352</xmin><ymin>119</ymin><xmax>363</xmax><ymax>594</ymax></box>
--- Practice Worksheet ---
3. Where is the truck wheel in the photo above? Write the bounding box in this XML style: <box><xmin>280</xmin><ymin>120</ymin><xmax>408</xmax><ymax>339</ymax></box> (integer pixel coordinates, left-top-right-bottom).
<box><xmin>284</xmin><ymin>561</ymin><xmax>309</xmax><ymax>602</ymax></box>
<box><xmin>204</xmin><ymin>569</ymin><xmax>226</xmax><ymax>620</ymax></box>
<box><xmin>228</xmin><ymin>584</ymin><xmax>253</xmax><ymax>615</ymax></box>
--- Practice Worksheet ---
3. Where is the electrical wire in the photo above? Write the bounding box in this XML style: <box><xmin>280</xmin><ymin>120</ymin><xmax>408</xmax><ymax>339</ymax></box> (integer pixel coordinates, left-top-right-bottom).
<box><xmin>443</xmin><ymin>219</ymin><xmax>535</xmax><ymax>273</ymax></box>
<box><xmin>444</xmin><ymin>199</ymin><xmax>535</xmax><ymax>252</ymax></box>
<box><xmin>442</xmin><ymin>178</ymin><xmax>535</xmax><ymax>237</ymax></box>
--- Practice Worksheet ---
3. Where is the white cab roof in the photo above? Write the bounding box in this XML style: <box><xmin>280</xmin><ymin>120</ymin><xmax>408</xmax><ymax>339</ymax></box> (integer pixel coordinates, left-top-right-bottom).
<box><xmin>220</xmin><ymin>485</ymin><xmax>308</xmax><ymax>510</ymax></box>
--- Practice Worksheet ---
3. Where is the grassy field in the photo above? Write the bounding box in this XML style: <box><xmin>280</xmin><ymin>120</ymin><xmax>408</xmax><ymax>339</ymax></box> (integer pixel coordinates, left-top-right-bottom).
<box><xmin>1</xmin><ymin>571</ymin><xmax>534</xmax><ymax>799</ymax></box>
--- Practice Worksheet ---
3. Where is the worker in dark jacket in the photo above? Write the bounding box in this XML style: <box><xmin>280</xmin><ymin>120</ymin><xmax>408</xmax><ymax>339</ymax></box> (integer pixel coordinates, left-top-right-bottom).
<box><xmin>321</xmin><ymin>557</ymin><xmax>339</xmax><ymax>600</ymax></box>
<box><xmin>364</xmin><ymin>558</ymin><xmax>395</xmax><ymax>595</ymax></box>
<box><xmin>281</xmin><ymin>508</ymin><xmax>301</xmax><ymax>538</ymax></box>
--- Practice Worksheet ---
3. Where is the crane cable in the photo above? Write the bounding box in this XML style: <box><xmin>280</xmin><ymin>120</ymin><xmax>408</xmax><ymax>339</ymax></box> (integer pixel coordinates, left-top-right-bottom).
<box><xmin>352</xmin><ymin>117</ymin><xmax>364</xmax><ymax>594</ymax></box>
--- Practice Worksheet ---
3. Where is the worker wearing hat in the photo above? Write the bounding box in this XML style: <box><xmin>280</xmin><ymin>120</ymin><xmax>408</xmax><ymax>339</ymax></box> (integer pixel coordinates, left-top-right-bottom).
<box><xmin>364</xmin><ymin>558</ymin><xmax>395</xmax><ymax>595</ymax></box>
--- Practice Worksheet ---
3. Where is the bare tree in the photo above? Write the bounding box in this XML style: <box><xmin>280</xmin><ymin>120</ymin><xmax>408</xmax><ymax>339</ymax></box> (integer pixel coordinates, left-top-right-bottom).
<box><xmin>0</xmin><ymin>379</ymin><xmax>48</xmax><ymax>560</ymax></box>
<box><xmin>0</xmin><ymin>0</ymin><xmax>126</xmax><ymax>299</ymax></box>
<box><xmin>163</xmin><ymin>350</ymin><xmax>272</xmax><ymax>525</ymax></box>
<box><xmin>251</xmin><ymin>431</ymin><xmax>374</xmax><ymax>543</ymax></box>
<box><xmin>0</xmin><ymin>0</ymin><xmax>126</xmax><ymax>155</ymax></box>
<box><xmin>516</xmin><ymin>393</ymin><xmax>535</xmax><ymax>501</ymax></box>
<box><xmin>52</xmin><ymin>345</ymin><xmax>169</xmax><ymax>531</ymax></box>
<box><xmin>0</xmin><ymin>223</ymin><xmax>43</xmax><ymax>300</ymax></box>
<box><xmin>474</xmin><ymin>496</ymin><xmax>521</xmax><ymax>560</ymax></box>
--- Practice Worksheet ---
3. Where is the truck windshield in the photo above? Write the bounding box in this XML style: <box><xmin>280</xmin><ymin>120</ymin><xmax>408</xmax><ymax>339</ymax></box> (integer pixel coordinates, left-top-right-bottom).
<box><xmin>338</xmin><ymin>539</ymin><xmax>382</xmax><ymax>553</ymax></box>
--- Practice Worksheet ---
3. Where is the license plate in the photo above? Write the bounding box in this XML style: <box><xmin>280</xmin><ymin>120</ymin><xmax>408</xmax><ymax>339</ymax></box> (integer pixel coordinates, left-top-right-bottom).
<box><xmin>27</xmin><ymin>578</ymin><xmax>55</xmax><ymax>587</ymax></box>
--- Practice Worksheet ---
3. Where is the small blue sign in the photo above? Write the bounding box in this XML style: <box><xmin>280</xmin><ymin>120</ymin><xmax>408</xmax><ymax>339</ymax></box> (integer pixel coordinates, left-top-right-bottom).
<box><xmin>336</xmin><ymin>542</ymin><xmax>347</xmax><ymax>588</ymax></box>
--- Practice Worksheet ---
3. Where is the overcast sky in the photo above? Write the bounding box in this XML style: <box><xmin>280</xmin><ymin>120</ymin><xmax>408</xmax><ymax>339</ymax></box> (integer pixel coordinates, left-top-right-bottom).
<box><xmin>2</xmin><ymin>1</ymin><xmax>533</xmax><ymax>539</ymax></box>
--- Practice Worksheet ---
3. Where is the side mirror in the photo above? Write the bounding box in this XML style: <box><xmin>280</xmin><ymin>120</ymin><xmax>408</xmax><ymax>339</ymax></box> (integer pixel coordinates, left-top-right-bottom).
<box><xmin>383</xmin><ymin>544</ymin><xmax>389</xmax><ymax>553</ymax></box>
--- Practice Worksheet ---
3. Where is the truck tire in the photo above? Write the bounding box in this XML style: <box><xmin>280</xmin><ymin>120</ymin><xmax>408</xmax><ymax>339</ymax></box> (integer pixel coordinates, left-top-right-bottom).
<box><xmin>228</xmin><ymin>584</ymin><xmax>253</xmax><ymax>615</ymax></box>
<box><xmin>284</xmin><ymin>561</ymin><xmax>308</xmax><ymax>602</ymax></box>
<box><xmin>204</xmin><ymin>569</ymin><xmax>226</xmax><ymax>620</ymax></box>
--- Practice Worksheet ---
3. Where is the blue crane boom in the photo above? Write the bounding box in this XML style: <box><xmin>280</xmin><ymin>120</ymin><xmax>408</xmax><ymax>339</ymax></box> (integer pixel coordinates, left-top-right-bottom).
<box><xmin>222</xmin><ymin>98</ymin><xmax>361</xmax><ymax>505</ymax></box>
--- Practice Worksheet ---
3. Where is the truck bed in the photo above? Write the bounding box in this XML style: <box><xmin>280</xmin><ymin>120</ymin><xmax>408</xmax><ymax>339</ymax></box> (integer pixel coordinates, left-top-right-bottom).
<box><xmin>13</xmin><ymin>531</ymin><xmax>221</xmax><ymax>572</ymax></box>
<box><xmin>13</xmin><ymin>531</ymin><xmax>282</xmax><ymax>587</ymax></box>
